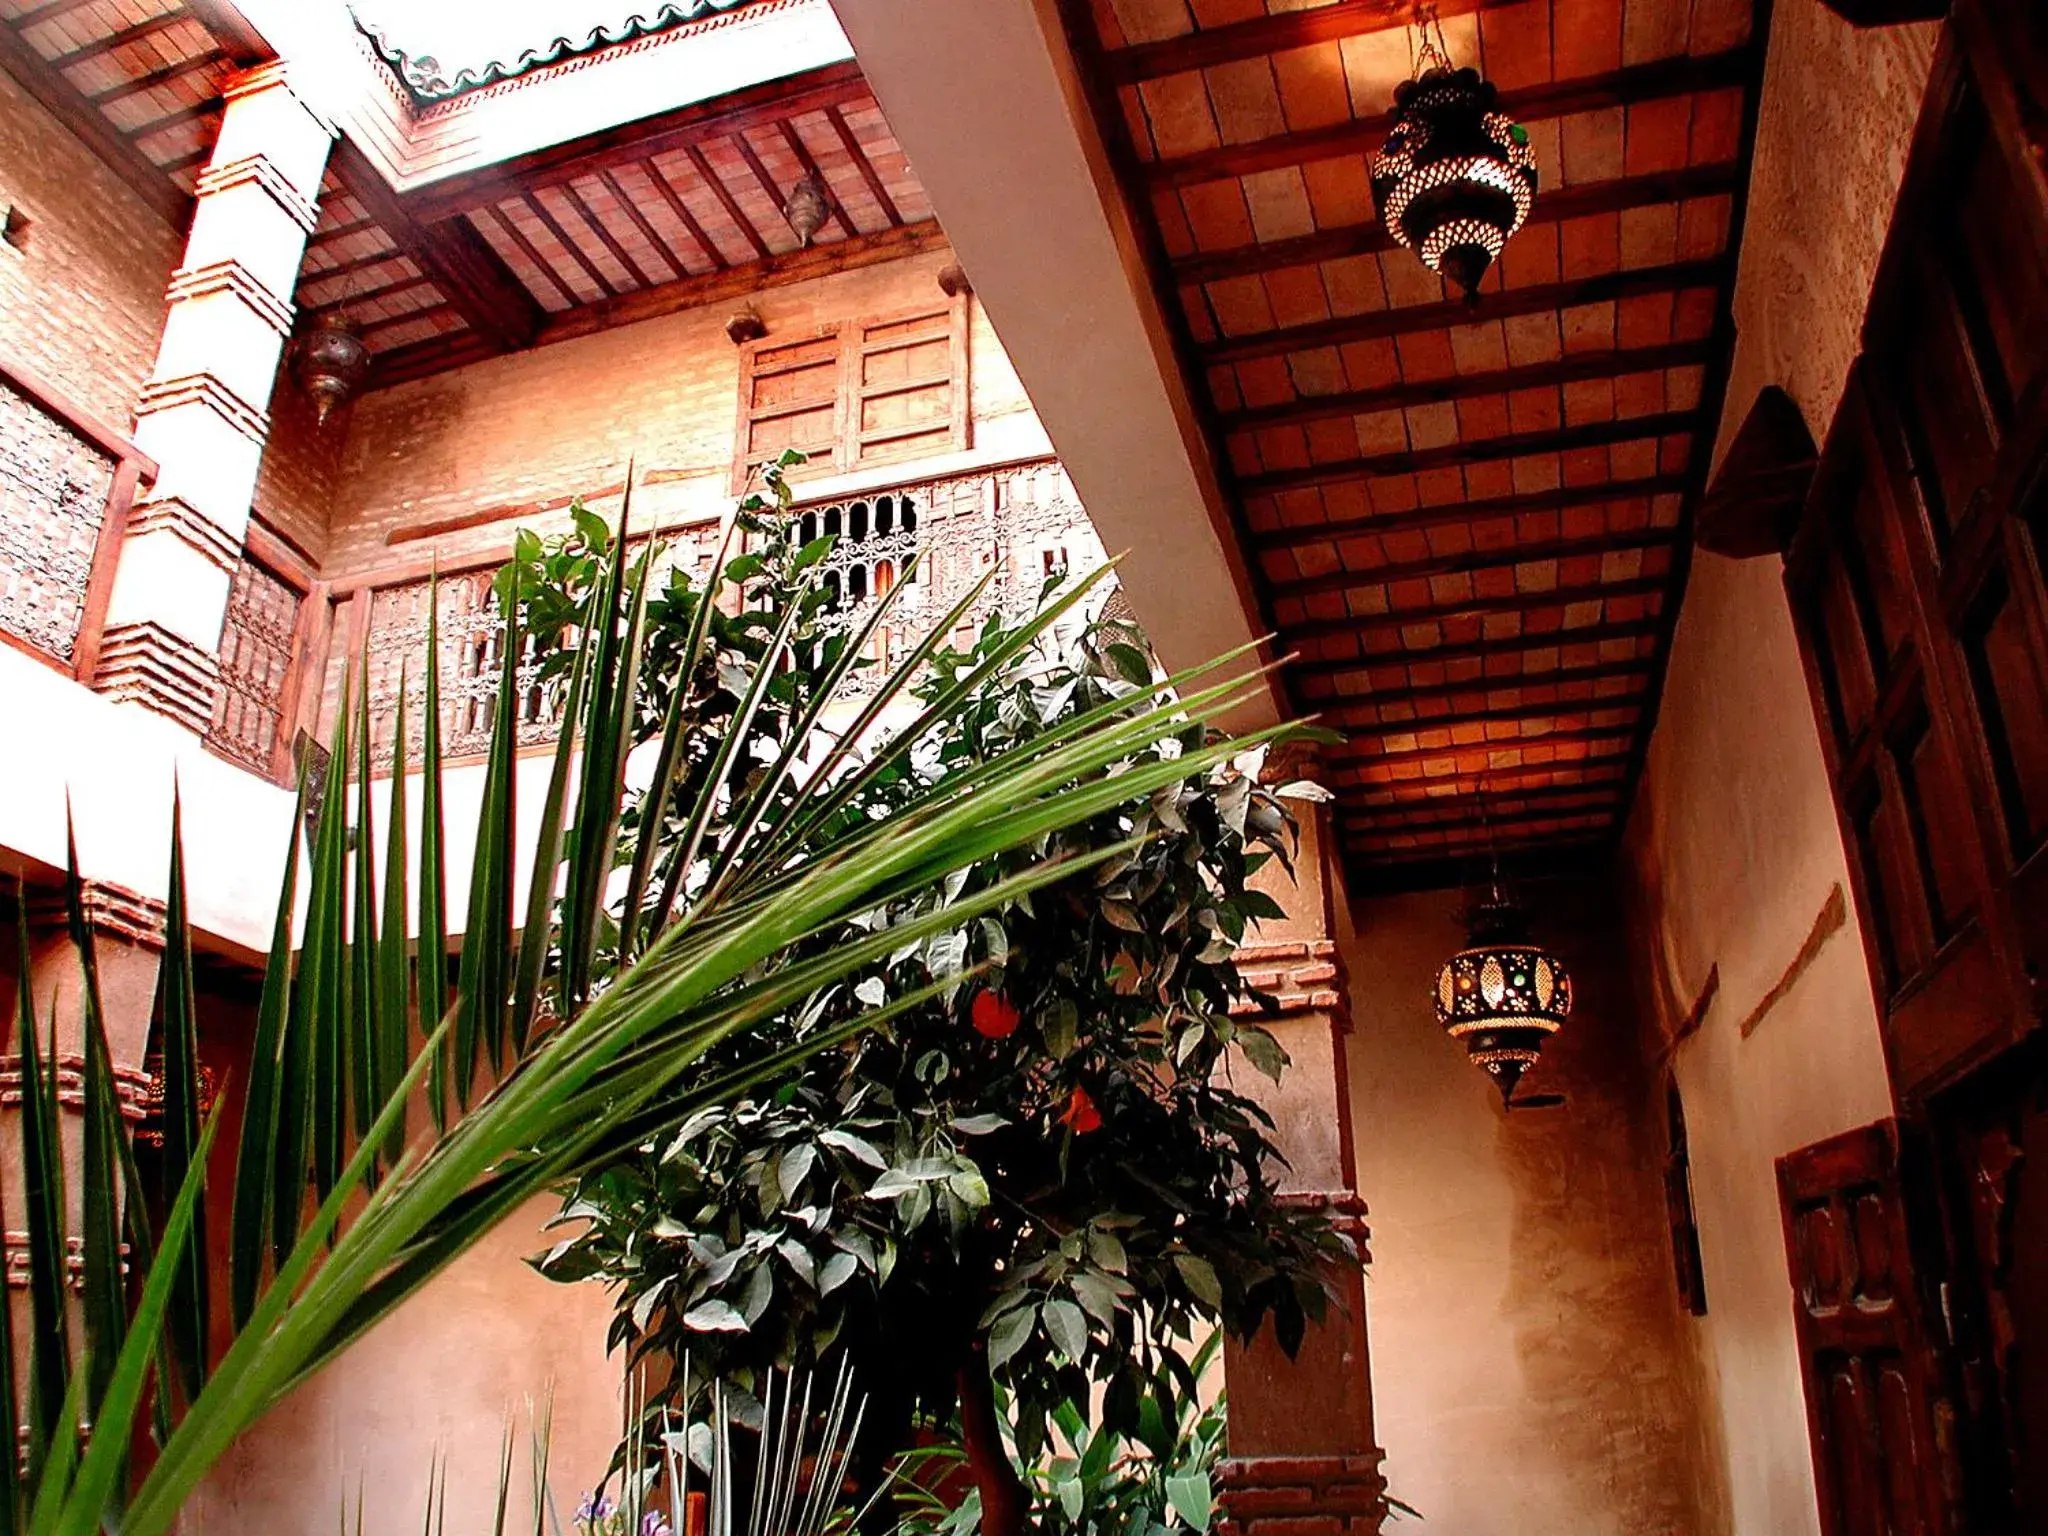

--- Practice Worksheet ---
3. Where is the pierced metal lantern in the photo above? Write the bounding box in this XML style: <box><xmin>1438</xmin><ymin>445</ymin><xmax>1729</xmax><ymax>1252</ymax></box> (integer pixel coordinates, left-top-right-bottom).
<box><xmin>1370</xmin><ymin>31</ymin><xmax>1538</xmax><ymax>301</ymax></box>
<box><xmin>783</xmin><ymin>173</ymin><xmax>830</xmax><ymax>247</ymax></box>
<box><xmin>1433</xmin><ymin>882</ymin><xmax>1572</xmax><ymax>1102</ymax></box>
<box><xmin>296</xmin><ymin>316</ymin><xmax>369</xmax><ymax>425</ymax></box>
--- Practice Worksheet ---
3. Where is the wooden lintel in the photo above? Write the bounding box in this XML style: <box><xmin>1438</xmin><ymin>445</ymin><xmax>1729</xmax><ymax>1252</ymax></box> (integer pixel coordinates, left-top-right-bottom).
<box><xmin>1290</xmin><ymin>615</ymin><xmax>1663</xmax><ymax>675</ymax></box>
<box><xmin>332</xmin><ymin>139</ymin><xmax>543</xmax><ymax>352</ymax></box>
<box><xmin>1180</xmin><ymin>163</ymin><xmax>1736</xmax><ymax>285</ymax></box>
<box><xmin>1239</xmin><ymin>411</ymin><xmax>1699</xmax><ymax>497</ymax></box>
<box><xmin>1225</xmin><ymin>340</ymin><xmax>1713</xmax><ymax>434</ymax></box>
<box><xmin>1253</xmin><ymin>474</ymin><xmax>1689</xmax><ymax>551</ymax></box>
<box><xmin>1270</xmin><ymin>527</ymin><xmax>1676</xmax><ymax>601</ymax></box>
<box><xmin>1149</xmin><ymin>48</ymin><xmax>1751</xmax><ymax>191</ymax></box>
<box><xmin>1345</xmin><ymin>838</ymin><xmax>1614</xmax><ymax>896</ymax></box>
<box><xmin>1281</xmin><ymin>573</ymin><xmax>1668</xmax><ymax>643</ymax></box>
<box><xmin>1202</xmin><ymin>259</ymin><xmax>1725</xmax><ymax>366</ymax></box>
<box><xmin>0</xmin><ymin>19</ymin><xmax>187</xmax><ymax>225</ymax></box>
<box><xmin>402</xmin><ymin>63</ymin><xmax>871</xmax><ymax>224</ymax></box>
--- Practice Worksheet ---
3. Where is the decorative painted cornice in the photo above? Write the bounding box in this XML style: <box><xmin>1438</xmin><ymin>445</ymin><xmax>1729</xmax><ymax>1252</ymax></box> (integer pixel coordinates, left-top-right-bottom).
<box><xmin>352</xmin><ymin>0</ymin><xmax>772</xmax><ymax>105</ymax></box>
<box><xmin>195</xmin><ymin>154</ymin><xmax>322</xmax><ymax>234</ymax></box>
<box><xmin>135</xmin><ymin>370</ymin><xmax>270</xmax><ymax>447</ymax></box>
<box><xmin>94</xmin><ymin>621</ymin><xmax>222</xmax><ymax>737</ymax></box>
<box><xmin>166</xmin><ymin>259</ymin><xmax>298</xmax><ymax>338</ymax></box>
<box><xmin>0</xmin><ymin>1056</ymin><xmax>154</xmax><ymax>1121</ymax></box>
<box><xmin>20</xmin><ymin>883</ymin><xmax>167</xmax><ymax>952</ymax></box>
<box><xmin>126</xmin><ymin>495</ymin><xmax>244</xmax><ymax>577</ymax></box>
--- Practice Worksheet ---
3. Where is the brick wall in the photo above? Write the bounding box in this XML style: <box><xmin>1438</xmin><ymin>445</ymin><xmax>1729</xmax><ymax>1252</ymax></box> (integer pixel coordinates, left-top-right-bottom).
<box><xmin>254</xmin><ymin>360</ymin><xmax>345</xmax><ymax>565</ymax></box>
<box><xmin>0</xmin><ymin>68</ymin><xmax>182</xmax><ymax>429</ymax></box>
<box><xmin>324</xmin><ymin>246</ymin><xmax>1035</xmax><ymax>577</ymax></box>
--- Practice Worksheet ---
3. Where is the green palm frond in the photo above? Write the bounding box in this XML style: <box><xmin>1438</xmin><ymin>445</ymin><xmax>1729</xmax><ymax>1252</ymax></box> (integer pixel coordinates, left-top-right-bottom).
<box><xmin>8</xmin><ymin>461</ymin><xmax>1315</xmax><ymax>1534</ymax></box>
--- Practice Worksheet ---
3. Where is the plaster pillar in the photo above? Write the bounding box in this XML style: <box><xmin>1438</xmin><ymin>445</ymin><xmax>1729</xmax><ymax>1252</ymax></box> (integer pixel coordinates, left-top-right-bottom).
<box><xmin>1220</xmin><ymin>764</ymin><xmax>1387</xmax><ymax>1535</ymax></box>
<box><xmin>95</xmin><ymin>61</ymin><xmax>335</xmax><ymax>734</ymax></box>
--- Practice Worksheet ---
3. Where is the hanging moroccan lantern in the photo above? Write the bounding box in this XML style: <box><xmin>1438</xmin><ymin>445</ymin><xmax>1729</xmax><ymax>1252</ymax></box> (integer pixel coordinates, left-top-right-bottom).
<box><xmin>1370</xmin><ymin>16</ymin><xmax>1538</xmax><ymax>301</ymax></box>
<box><xmin>296</xmin><ymin>315</ymin><xmax>369</xmax><ymax>426</ymax></box>
<box><xmin>783</xmin><ymin>173</ymin><xmax>830</xmax><ymax>247</ymax></box>
<box><xmin>1433</xmin><ymin>879</ymin><xmax>1572</xmax><ymax>1102</ymax></box>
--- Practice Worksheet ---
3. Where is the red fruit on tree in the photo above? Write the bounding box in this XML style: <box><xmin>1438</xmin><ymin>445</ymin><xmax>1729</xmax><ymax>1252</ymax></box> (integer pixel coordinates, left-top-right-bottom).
<box><xmin>1061</xmin><ymin>1085</ymin><xmax>1103</xmax><ymax>1135</ymax></box>
<box><xmin>971</xmin><ymin>990</ymin><xmax>1021</xmax><ymax>1040</ymax></box>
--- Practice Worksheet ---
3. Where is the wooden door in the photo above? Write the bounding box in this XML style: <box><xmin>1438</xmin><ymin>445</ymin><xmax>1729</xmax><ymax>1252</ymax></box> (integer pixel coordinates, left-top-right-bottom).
<box><xmin>1778</xmin><ymin>1120</ymin><xmax>1961</xmax><ymax>1536</ymax></box>
<box><xmin>1782</xmin><ymin>20</ymin><xmax>2048</xmax><ymax>1100</ymax></box>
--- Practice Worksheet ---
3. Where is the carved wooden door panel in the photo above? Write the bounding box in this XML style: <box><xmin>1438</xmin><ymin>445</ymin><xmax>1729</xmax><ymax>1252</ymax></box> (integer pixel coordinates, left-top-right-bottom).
<box><xmin>1778</xmin><ymin>1120</ymin><xmax>1961</xmax><ymax>1536</ymax></box>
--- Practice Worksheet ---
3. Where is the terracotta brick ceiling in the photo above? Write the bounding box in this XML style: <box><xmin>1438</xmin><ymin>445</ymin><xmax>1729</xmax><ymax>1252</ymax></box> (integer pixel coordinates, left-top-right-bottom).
<box><xmin>1068</xmin><ymin>0</ymin><xmax>1765</xmax><ymax>890</ymax></box>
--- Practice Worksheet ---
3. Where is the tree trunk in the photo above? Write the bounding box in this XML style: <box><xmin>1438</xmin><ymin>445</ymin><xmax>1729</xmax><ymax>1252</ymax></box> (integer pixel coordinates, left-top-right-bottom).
<box><xmin>956</xmin><ymin>1344</ymin><xmax>1032</xmax><ymax>1536</ymax></box>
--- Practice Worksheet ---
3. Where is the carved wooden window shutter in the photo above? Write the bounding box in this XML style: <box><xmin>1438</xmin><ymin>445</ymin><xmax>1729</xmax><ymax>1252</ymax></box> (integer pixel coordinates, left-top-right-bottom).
<box><xmin>1776</xmin><ymin>1118</ymin><xmax>1962</xmax><ymax>1536</ymax></box>
<box><xmin>732</xmin><ymin>298</ymin><xmax>969</xmax><ymax>491</ymax></box>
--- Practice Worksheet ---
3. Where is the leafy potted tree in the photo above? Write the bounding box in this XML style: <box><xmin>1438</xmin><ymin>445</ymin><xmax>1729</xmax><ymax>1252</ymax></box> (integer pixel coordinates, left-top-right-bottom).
<box><xmin>538</xmin><ymin>500</ymin><xmax>1344</xmax><ymax>1535</ymax></box>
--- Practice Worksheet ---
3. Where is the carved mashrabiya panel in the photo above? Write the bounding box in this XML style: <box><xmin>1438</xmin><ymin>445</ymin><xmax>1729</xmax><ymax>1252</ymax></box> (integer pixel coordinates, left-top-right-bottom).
<box><xmin>0</xmin><ymin>378</ymin><xmax>116</xmax><ymax>663</ymax></box>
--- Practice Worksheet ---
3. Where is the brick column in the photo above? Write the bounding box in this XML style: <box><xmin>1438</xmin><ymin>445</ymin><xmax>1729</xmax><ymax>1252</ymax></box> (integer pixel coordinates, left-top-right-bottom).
<box><xmin>1221</xmin><ymin>761</ymin><xmax>1388</xmax><ymax>1535</ymax></box>
<box><xmin>2</xmin><ymin>883</ymin><xmax>162</xmax><ymax>1431</ymax></box>
<box><xmin>95</xmin><ymin>61</ymin><xmax>335</xmax><ymax>733</ymax></box>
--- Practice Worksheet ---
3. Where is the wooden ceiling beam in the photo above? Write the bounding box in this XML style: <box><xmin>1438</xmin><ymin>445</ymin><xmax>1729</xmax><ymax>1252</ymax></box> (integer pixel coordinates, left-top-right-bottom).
<box><xmin>594</xmin><ymin>168</ymin><xmax>683</xmax><ymax>283</ymax></box>
<box><xmin>1239</xmin><ymin>410</ymin><xmax>1699</xmax><ymax>497</ymax></box>
<box><xmin>356</xmin><ymin>304</ymin><xmax>457</xmax><ymax>342</ymax></box>
<box><xmin>304</xmin><ymin>273</ymin><xmax>440</xmax><ymax>314</ymax></box>
<box><xmin>638</xmin><ymin>158</ymin><xmax>730</xmax><ymax>272</ymax></box>
<box><xmin>775</xmin><ymin>118</ymin><xmax>856</xmax><ymax>238</ymax></box>
<box><xmin>13</xmin><ymin>0</ymin><xmax>108</xmax><ymax>27</ymax></box>
<box><xmin>1102</xmin><ymin>0</ymin><xmax>1499</xmax><ymax>84</ymax></box>
<box><xmin>1290</xmin><ymin>615</ymin><xmax>1662</xmax><ymax>675</ymax></box>
<box><xmin>1224</xmin><ymin>339</ymin><xmax>1713</xmax><ymax>434</ymax></box>
<box><xmin>45</xmin><ymin>12</ymin><xmax>187</xmax><ymax>67</ymax></box>
<box><xmin>89</xmin><ymin>51</ymin><xmax>220</xmax><ymax>109</ymax></box>
<box><xmin>1344</xmin><ymin>838</ymin><xmax>1613</xmax><ymax>894</ymax></box>
<box><xmin>826</xmin><ymin>103</ymin><xmax>903</xmax><ymax>227</ymax></box>
<box><xmin>299</xmin><ymin>245</ymin><xmax>411</xmax><ymax>291</ymax></box>
<box><xmin>533</xmin><ymin>220</ymin><xmax>949</xmax><ymax>349</ymax></box>
<box><xmin>1269</xmin><ymin>527</ymin><xmax>1677</xmax><ymax>602</ymax></box>
<box><xmin>1178</xmin><ymin>163</ymin><xmax>1736</xmax><ymax>286</ymax></box>
<box><xmin>177</xmin><ymin>0</ymin><xmax>270</xmax><ymax>64</ymax></box>
<box><xmin>330</xmin><ymin>141</ymin><xmax>544</xmax><ymax>353</ymax></box>
<box><xmin>365</xmin><ymin>330</ymin><xmax>500</xmax><ymax>389</ymax></box>
<box><xmin>1343</xmin><ymin>780</ymin><xmax>1628</xmax><ymax>822</ymax></box>
<box><xmin>1281</xmin><ymin>573</ymin><xmax>1666</xmax><ymax>643</ymax></box>
<box><xmin>1149</xmin><ymin>47</ymin><xmax>1750</xmax><ymax>191</ymax></box>
<box><xmin>1337</xmin><ymin>763</ymin><xmax>1630</xmax><ymax>805</ymax></box>
<box><xmin>565</xmin><ymin>182</ymin><xmax>662</xmax><ymax>288</ymax></box>
<box><xmin>1202</xmin><ymin>258</ymin><xmax>1724</xmax><ymax>365</ymax></box>
<box><xmin>1344</xmin><ymin>799</ymin><xmax>1623</xmax><ymax>839</ymax></box>
<box><xmin>1312</xmin><ymin>656</ymin><xmax>1657</xmax><ymax>712</ymax></box>
<box><xmin>0</xmin><ymin>17</ymin><xmax>186</xmax><ymax>225</ymax></box>
<box><xmin>130</xmin><ymin>96</ymin><xmax>222</xmax><ymax>142</ymax></box>
<box><xmin>523</xmin><ymin>190</ymin><xmax>621</xmax><ymax>297</ymax></box>
<box><xmin>1332</xmin><ymin>722</ymin><xmax>1637</xmax><ymax>766</ymax></box>
<box><xmin>1336</xmin><ymin>699</ymin><xmax>1646</xmax><ymax>740</ymax></box>
<box><xmin>682</xmin><ymin>142</ymin><xmax>772</xmax><ymax>261</ymax></box>
<box><xmin>1253</xmin><ymin>473</ymin><xmax>1688</xmax><ymax>551</ymax></box>
<box><xmin>403</xmin><ymin>63</ymin><xmax>871</xmax><ymax>223</ymax></box>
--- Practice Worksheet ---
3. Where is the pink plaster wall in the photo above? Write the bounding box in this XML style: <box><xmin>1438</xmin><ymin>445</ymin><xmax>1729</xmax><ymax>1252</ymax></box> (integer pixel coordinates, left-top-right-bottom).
<box><xmin>1344</xmin><ymin>878</ymin><xmax>1715</xmax><ymax>1535</ymax></box>
<box><xmin>1615</xmin><ymin>4</ymin><xmax>1942</xmax><ymax>1532</ymax></box>
<box><xmin>187</xmin><ymin>1196</ymin><xmax>625</xmax><ymax>1534</ymax></box>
